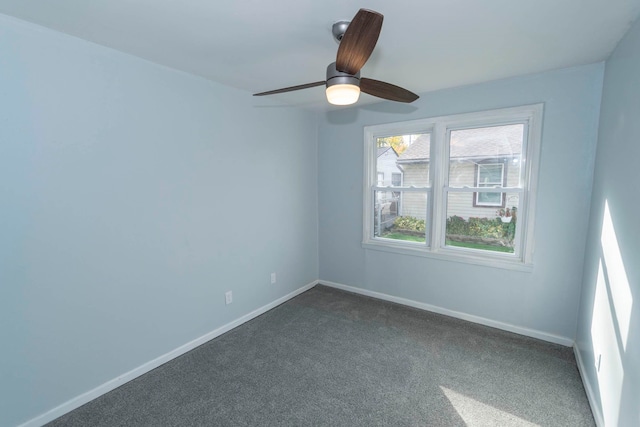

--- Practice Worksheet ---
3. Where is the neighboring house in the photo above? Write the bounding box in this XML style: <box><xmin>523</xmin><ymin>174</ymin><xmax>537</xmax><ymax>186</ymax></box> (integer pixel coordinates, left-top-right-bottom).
<box><xmin>376</xmin><ymin>146</ymin><xmax>403</xmax><ymax>187</ymax></box>
<box><xmin>375</xmin><ymin>146</ymin><xmax>403</xmax><ymax>232</ymax></box>
<box><xmin>397</xmin><ymin>125</ymin><xmax>522</xmax><ymax>220</ymax></box>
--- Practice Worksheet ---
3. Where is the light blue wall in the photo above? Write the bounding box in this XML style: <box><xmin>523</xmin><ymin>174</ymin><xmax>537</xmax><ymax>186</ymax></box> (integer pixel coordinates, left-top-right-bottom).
<box><xmin>575</xmin><ymin>17</ymin><xmax>640</xmax><ymax>427</ymax></box>
<box><xmin>318</xmin><ymin>64</ymin><xmax>604</xmax><ymax>342</ymax></box>
<box><xmin>0</xmin><ymin>15</ymin><xmax>318</xmax><ymax>427</ymax></box>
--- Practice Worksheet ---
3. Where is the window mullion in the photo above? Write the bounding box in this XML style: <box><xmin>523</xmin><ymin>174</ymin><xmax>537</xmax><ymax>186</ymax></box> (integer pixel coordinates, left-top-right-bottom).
<box><xmin>430</xmin><ymin>123</ymin><xmax>447</xmax><ymax>251</ymax></box>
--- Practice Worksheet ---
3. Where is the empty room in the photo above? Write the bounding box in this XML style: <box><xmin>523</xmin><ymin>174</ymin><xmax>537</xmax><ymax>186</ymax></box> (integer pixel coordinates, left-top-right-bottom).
<box><xmin>1</xmin><ymin>1</ymin><xmax>639</xmax><ymax>426</ymax></box>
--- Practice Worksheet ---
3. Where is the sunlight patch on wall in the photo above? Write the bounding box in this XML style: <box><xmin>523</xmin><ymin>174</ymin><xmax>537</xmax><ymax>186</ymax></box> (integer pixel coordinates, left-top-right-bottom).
<box><xmin>591</xmin><ymin>259</ymin><xmax>624</xmax><ymax>425</ymax></box>
<box><xmin>588</xmin><ymin>199</ymin><xmax>633</xmax><ymax>426</ymax></box>
<box><xmin>600</xmin><ymin>200</ymin><xmax>632</xmax><ymax>349</ymax></box>
<box><xmin>440</xmin><ymin>386</ymin><xmax>539</xmax><ymax>427</ymax></box>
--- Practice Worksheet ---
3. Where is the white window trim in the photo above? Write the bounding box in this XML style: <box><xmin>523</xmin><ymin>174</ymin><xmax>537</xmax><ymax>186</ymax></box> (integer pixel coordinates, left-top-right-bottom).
<box><xmin>362</xmin><ymin>104</ymin><xmax>543</xmax><ymax>271</ymax></box>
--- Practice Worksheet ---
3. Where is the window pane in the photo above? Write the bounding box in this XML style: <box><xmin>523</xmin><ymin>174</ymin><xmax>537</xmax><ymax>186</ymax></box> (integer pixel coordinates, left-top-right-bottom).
<box><xmin>477</xmin><ymin>191</ymin><xmax>502</xmax><ymax>205</ymax></box>
<box><xmin>448</xmin><ymin>124</ymin><xmax>523</xmax><ymax>188</ymax></box>
<box><xmin>445</xmin><ymin>192</ymin><xmax>520</xmax><ymax>254</ymax></box>
<box><xmin>478</xmin><ymin>164</ymin><xmax>503</xmax><ymax>184</ymax></box>
<box><xmin>374</xmin><ymin>190</ymin><xmax>427</xmax><ymax>243</ymax></box>
<box><xmin>476</xmin><ymin>163</ymin><xmax>505</xmax><ymax>206</ymax></box>
<box><xmin>379</xmin><ymin>133</ymin><xmax>430</xmax><ymax>187</ymax></box>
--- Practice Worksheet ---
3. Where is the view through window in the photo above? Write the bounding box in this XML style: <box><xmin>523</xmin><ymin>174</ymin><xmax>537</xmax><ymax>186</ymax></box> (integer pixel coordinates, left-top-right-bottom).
<box><xmin>363</xmin><ymin>105</ymin><xmax>543</xmax><ymax>267</ymax></box>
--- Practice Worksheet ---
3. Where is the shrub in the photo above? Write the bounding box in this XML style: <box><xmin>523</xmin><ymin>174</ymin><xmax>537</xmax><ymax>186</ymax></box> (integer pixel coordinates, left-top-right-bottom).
<box><xmin>446</xmin><ymin>215</ymin><xmax>468</xmax><ymax>235</ymax></box>
<box><xmin>468</xmin><ymin>217</ymin><xmax>504</xmax><ymax>239</ymax></box>
<box><xmin>397</xmin><ymin>215</ymin><xmax>516</xmax><ymax>243</ymax></box>
<box><xmin>502</xmin><ymin>219</ymin><xmax>516</xmax><ymax>242</ymax></box>
<box><xmin>446</xmin><ymin>215</ymin><xmax>516</xmax><ymax>242</ymax></box>
<box><xmin>393</xmin><ymin>216</ymin><xmax>426</xmax><ymax>232</ymax></box>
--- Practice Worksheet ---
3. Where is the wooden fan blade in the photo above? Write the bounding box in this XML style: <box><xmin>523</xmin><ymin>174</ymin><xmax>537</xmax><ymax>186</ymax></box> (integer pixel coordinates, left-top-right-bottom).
<box><xmin>360</xmin><ymin>78</ymin><xmax>419</xmax><ymax>103</ymax></box>
<box><xmin>336</xmin><ymin>9</ymin><xmax>383</xmax><ymax>75</ymax></box>
<box><xmin>253</xmin><ymin>81</ymin><xmax>325</xmax><ymax>96</ymax></box>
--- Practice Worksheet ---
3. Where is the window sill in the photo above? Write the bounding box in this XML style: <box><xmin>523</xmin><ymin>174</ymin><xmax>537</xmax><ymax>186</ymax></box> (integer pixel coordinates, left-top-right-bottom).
<box><xmin>361</xmin><ymin>240</ymin><xmax>533</xmax><ymax>272</ymax></box>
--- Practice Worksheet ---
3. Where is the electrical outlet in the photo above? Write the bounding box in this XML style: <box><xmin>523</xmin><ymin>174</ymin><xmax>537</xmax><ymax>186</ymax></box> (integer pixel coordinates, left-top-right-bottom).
<box><xmin>225</xmin><ymin>291</ymin><xmax>233</xmax><ymax>305</ymax></box>
<box><xmin>271</xmin><ymin>272</ymin><xmax>276</xmax><ymax>284</ymax></box>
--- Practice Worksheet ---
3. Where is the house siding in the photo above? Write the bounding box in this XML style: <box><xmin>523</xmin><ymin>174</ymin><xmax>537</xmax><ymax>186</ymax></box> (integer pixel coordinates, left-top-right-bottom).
<box><xmin>376</xmin><ymin>148</ymin><xmax>402</xmax><ymax>186</ymax></box>
<box><xmin>398</xmin><ymin>162</ymin><xmax>429</xmax><ymax>219</ymax></box>
<box><xmin>447</xmin><ymin>160</ymin><xmax>520</xmax><ymax>219</ymax></box>
<box><xmin>399</xmin><ymin>159</ymin><xmax>520</xmax><ymax>220</ymax></box>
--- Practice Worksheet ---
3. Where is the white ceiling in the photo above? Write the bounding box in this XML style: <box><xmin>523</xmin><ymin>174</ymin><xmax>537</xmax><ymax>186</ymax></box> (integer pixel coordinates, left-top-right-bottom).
<box><xmin>1</xmin><ymin>0</ymin><xmax>639</xmax><ymax>110</ymax></box>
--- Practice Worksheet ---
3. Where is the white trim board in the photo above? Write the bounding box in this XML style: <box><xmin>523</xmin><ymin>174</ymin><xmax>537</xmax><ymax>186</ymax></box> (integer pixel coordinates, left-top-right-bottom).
<box><xmin>319</xmin><ymin>280</ymin><xmax>574</xmax><ymax>347</ymax></box>
<box><xmin>18</xmin><ymin>280</ymin><xmax>318</xmax><ymax>427</ymax></box>
<box><xmin>573</xmin><ymin>345</ymin><xmax>604</xmax><ymax>427</ymax></box>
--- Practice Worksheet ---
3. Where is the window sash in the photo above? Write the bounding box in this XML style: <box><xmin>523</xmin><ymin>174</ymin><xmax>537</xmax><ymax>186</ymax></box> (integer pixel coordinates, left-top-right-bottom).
<box><xmin>442</xmin><ymin>188</ymin><xmax>523</xmax><ymax>257</ymax></box>
<box><xmin>445</xmin><ymin>187</ymin><xmax>523</xmax><ymax>193</ymax></box>
<box><xmin>371</xmin><ymin>187</ymin><xmax>432</xmax><ymax>243</ymax></box>
<box><xmin>374</xmin><ymin>186</ymin><xmax>431</xmax><ymax>192</ymax></box>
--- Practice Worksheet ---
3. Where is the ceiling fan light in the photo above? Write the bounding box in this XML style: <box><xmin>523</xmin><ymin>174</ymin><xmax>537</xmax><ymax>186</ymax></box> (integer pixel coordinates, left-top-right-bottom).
<box><xmin>326</xmin><ymin>84</ymin><xmax>361</xmax><ymax>105</ymax></box>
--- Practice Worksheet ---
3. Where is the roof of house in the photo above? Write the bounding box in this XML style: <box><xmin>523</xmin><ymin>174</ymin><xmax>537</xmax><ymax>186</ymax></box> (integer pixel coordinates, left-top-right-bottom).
<box><xmin>377</xmin><ymin>146</ymin><xmax>399</xmax><ymax>158</ymax></box>
<box><xmin>397</xmin><ymin>124</ymin><xmax>523</xmax><ymax>163</ymax></box>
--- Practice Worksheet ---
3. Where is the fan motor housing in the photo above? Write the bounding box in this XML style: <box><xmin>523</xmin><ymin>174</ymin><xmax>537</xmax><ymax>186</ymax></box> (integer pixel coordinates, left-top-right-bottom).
<box><xmin>326</xmin><ymin>62</ymin><xmax>360</xmax><ymax>88</ymax></box>
<box><xmin>332</xmin><ymin>20</ymin><xmax>350</xmax><ymax>42</ymax></box>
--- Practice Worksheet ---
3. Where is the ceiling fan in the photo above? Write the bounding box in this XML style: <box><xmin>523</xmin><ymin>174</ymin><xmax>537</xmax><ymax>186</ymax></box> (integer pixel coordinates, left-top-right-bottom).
<box><xmin>253</xmin><ymin>8</ymin><xmax>419</xmax><ymax>106</ymax></box>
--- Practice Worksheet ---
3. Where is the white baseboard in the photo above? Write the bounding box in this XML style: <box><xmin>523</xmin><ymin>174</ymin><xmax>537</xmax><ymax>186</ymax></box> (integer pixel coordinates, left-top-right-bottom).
<box><xmin>573</xmin><ymin>345</ymin><xmax>604</xmax><ymax>427</ymax></box>
<box><xmin>319</xmin><ymin>280</ymin><xmax>574</xmax><ymax>347</ymax></box>
<box><xmin>19</xmin><ymin>280</ymin><xmax>319</xmax><ymax>427</ymax></box>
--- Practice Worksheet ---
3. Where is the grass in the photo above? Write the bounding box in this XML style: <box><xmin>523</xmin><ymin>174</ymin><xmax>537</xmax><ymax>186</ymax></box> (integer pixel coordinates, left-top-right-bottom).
<box><xmin>380</xmin><ymin>231</ymin><xmax>514</xmax><ymax>253</ymax></box>
<box><xmin>381</xmin><ymin>232</ymin><xmax>426</xmax><ymax>243</ymax></box>
<box><xmin>445</xmin><ymin>239</ymin><xmax>514</xmax><ymax>253</ymax></box>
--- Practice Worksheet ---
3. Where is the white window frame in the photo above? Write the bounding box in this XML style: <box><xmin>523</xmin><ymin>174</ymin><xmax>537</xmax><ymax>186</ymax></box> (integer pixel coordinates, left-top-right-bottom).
<box><xmin>362</xmin><ymin>104</ymin><xmax>543</xmax><ymax>270</ymax></box>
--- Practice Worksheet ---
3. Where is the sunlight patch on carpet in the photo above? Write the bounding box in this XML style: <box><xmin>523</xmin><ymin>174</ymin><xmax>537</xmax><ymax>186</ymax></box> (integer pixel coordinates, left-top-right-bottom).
<box><xmin>440</xmin><ymin>386</ymin><xmax>539</xmax><ymax>427</ymax></box>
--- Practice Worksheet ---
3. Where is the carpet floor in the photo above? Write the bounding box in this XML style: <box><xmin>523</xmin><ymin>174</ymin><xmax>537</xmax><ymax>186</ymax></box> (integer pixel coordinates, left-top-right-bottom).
<box><xmin>47</xmin><ymin>285</ymin><xmax>595</xmax><ymax>426</ymax></box>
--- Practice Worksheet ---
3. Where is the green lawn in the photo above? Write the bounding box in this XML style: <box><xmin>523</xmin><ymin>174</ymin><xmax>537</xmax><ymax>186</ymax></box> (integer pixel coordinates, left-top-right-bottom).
<box><xmin>381</xmin><ymin>232</ymin><xmax>513</xmax><ymax>253</ymax></box>
<box><xmin>381</xmin><ymin>232</ymin><xmax>426</xmax><ymax>243</ymax></box>
<box><xmin>445</xmin><ymin>239</ymin><xmax>514</xmax><ymax>253</ymax></box>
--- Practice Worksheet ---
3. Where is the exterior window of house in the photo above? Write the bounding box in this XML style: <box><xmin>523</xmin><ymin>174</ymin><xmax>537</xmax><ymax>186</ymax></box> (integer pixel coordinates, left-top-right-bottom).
<box><xmin>474</xmin><ymin>163</ymin><xmax>505</xmax><ymax>207</ymax></box>
<box><xmin>363</xmin><ymin>104</ymin><xmax>543</xmax><ymax>269</ymax></box>
<box><xmin>377</xmin><ymin>172</ymin><xmax>384</xmax><ymax>186</ymax></box>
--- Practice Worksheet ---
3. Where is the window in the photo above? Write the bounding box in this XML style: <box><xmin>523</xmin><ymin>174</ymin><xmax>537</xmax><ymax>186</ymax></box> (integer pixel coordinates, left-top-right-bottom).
<box><xmin>474</xmin><ymin>163</ymin><xmax>505</xmax><ymax>207</ymax></box>
<box><xmin>377</xmin><ymin>172</ymin><xmax>384</xmax><ymax>186</ymax></box>
<box><xmin>363</xmin><ymin>104</ymin><xmax>543</xmax><ymax>269</ymax></box>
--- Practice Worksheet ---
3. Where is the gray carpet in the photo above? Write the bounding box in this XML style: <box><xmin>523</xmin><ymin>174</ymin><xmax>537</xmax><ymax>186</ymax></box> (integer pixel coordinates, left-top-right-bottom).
<box><xmin>47</xmin><ymin>285</ymin><xmax>595</xmax><ymax>426</ymax></box>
